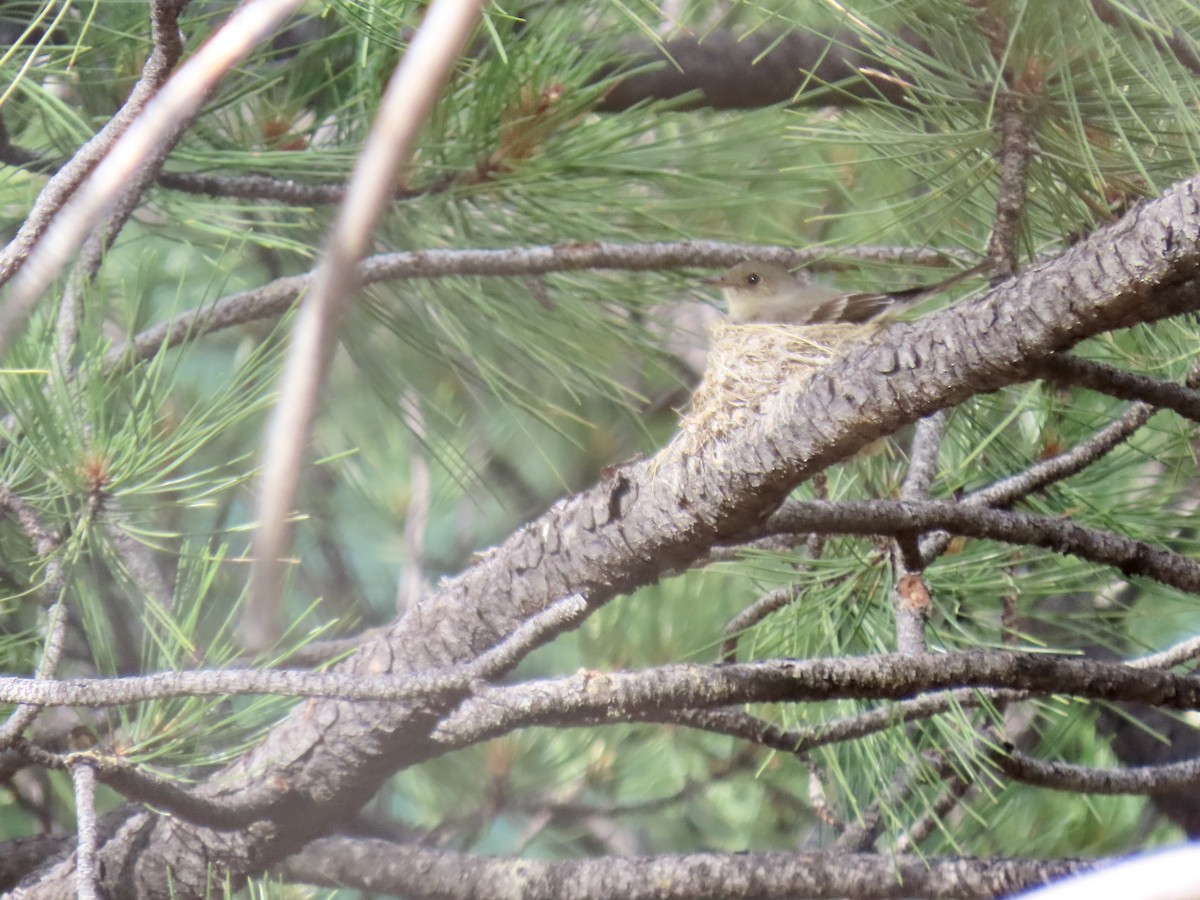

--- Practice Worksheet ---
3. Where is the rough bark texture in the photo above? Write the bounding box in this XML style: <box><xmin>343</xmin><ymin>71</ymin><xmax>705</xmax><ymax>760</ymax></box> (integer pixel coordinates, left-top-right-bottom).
<box><xmin>283</xmin><ymin>840</ymin><xmax>1088</xmax><ymax>899</ymax></box>
<box><xmin>16</xmin><ymin>175</ymin><xmax>1200</xmax><ymax>895</ymax></box>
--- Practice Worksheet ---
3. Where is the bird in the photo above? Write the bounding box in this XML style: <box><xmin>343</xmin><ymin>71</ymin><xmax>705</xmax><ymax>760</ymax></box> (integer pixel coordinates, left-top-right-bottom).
<box><xmin>705</xmin><ymin>260</ymin><xmax>976</xmax><ymax>325</ymax></box>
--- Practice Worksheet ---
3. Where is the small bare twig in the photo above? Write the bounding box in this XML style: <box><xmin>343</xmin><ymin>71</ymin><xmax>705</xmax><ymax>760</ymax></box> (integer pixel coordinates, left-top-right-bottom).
<box><xmin>919</xmin><ymin>402</ymin><xmax>1156</xmax><ymax>560</ymax></box>
<box><xmin>901</xmin><ymin>412</ymin><xmax>947</xmax><ymax>502</ymax></box>
<box><xmin>890</xmin><ymin>412</ymin><xmax>947</xmax><ymax>654</ymax></box>
<box><xmin>805</xmin><ymin>758</ymin><xmax>844</xmax><ymax>830</ymax></box>
<box><xmin>1036</xmin><ymin>354</ymin><xmax>1200</xmax><ymax>422</ymax></box>
<box><xmin>967</xmin><ymin>404</ymin><xmax>1154</xmax><ymax>510</ymax></box>
<box><xmin>103</xmin><ymin>241</ymin><xmax>964</xmax><ymax>374</ymax></box>
<box><xmin>0</xmin><ymin>0</ymin><xmax>189</xmax><ymax>290</ymax></box>
<box><xmin>998</xmin><ymin>746</ymin><xmax>1200</xmax><ymax>795</ymax></box>
<box><xmin>1129</xmin><ymin>633</ymin><xmax>1200</xmax><ymax>670</ymax></box>
<box><xmin>893</xmin><ymin>764</ymin><xmax>975</xmax><ymax>853</ymax></box>
<box><xmin>0</xmin><ymin>0</ymin><xmax>308</xmax><ymax>357</ymax></box>
<box><xmin>248</xmin><ymin>0</ymin><xmax>489</xmax><ymax>649</ymax></box>
<box><xmin>396</xmin><ymin>391</ymin><xmax>431</xmax><ymax>615</ymax></box>
<box><xmin>0</xmin><ymin>594</ymin><xmax>590</xmax><ymax>708</ymax></box>
<box><xmin>14</xmin><ymin>738</ymin><xmax>295</xmax><ymax>831</ymax></box>
<box><xmin>70</xmin><ymin>759</ymin><xmax>101</xmax><ymax>900</ymax></box>
<box><xmin>0</xmin><ymin>487</ymin><xmax>67</xmax><ymax>746</ymax></box>
<box><xmin>765</xmin><ymin>499</ymin><xmax>1200</xmax><ymax>598</ymax></box>
<box><xmin>720</xmin><ymin>585</ymin><xmax>800</xmax><ymax>662</ymax></box>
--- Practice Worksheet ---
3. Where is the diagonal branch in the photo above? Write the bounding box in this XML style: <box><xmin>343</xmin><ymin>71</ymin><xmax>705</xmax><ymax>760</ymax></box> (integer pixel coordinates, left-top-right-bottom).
<box><xmin>998</xmin><ymin>746</ymin><xmax>1200</xmax><ymax>795</ymax></box>
<box><xmin>765</xmin><ymin>498</ymin><xmax>1200</xmax><ymax>595</ymax></box>
<box><xmin>0</xmin><ymin>0</ymin><xmax>190</xmax><ymax>289</ymax></box>
<box><xmin>1035</xmin><ymin>354</ymin><xmax>1200</xmax><ymax>422</ymax></box>
<box><xmin>0</xmin><ymin>0</ymin><xmax>307</xmax><ymax>357</ymax></box>
<box><xmin>48</xmin><ymin>172</ymin><xmax>1200</xmax><ymax>893</ymax></box>
<box><xmin>248</xmin><ymin>0</ymin><xmax>488</xmax><ymax>648</ymax></box>
<box><xmin>279</xmin><ymin>837</ymin><xmax>1087</xmax><ymax>899</ymax></box>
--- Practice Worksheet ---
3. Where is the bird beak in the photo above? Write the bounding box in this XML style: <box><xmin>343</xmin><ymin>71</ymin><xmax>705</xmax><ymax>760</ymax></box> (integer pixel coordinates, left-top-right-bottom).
<box><xmin>701</xmin><ymin>276</ymin><xmax>729</xmax><ymax>288</ymax></box>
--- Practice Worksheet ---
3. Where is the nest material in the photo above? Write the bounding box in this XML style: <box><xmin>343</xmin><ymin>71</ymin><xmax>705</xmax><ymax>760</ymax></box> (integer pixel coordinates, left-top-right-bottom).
<box><xmin>675</xmin><ymin>319</ymin><xmax>875</xmax><ymax>456</ymax></box>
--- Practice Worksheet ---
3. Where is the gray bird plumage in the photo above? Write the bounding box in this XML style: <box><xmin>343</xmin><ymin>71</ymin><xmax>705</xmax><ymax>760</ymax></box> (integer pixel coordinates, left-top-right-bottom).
<box><xmin>705</xmin><ymin>260</ymin><xmax>950</xmax><ymax>325</ymax></box>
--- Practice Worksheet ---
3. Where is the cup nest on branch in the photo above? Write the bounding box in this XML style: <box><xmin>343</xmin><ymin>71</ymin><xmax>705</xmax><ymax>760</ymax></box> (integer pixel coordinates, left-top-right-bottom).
<box><xmin>674</xmin><ymin>319</ymin><xmax>875</xmax><ymax>457</ymax></box>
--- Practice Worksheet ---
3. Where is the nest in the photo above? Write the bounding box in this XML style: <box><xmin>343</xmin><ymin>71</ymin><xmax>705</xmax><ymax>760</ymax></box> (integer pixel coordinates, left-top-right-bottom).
<box><xmin>673</xmin><ymin>319</ymin><xmax>874</xmax><ymax>458</ymax></box>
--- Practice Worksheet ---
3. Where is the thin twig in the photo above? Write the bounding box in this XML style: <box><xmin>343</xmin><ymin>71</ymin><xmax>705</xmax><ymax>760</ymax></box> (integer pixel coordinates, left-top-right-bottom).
<box><xmin>248</xmin><ymin>0</ymin><xmax>488</xmax><ymax>649</ymax></box>
<box><xmin>667</xmin><ymin>690</ymin><xmax>1019</xmax><ymax>758</ymax></box>
<box><xmin>766</xmin><ymin>499</ymin><xmax>1200</xmax><ymax>597</ymax></box>
<box><xmin>0</xmin><ymin>0</ymin><xmax>307</xmax><ymax>357</ymax></box>
<box><xmin>1036</xmin><ymin>354</ymin><xmax>1200</xmax><ymax>422</ymax></box>
<box><xmin>998</xmin><ymin>746</ymin><xmax>1200</xmax><ymax>795</ymax></box>
<box><xmin>396</xmin><ymin>391</ymin><xmax>431</xmax><ymax>615</ymax></box>
<box><xmin>1129</xmin><ymin>633</ymin><xmax>1200</xmax><ymax>670</ymax></box>
<box><xmin>14</xmin><ymin>738</ymin><xmax>293</xmax><ymax>831</ymax></box>
<box><xmin>919</xmin><ymin>402</ymin><xmax>1156</xmax><ymax>560</ymax></box>
<box><xmin>966</xmin><ymin>404</ymin><xmax>1154</xmax><ymax>509</ymax></box>
<box><xmin>0</xmin><ymin>594</ymin><xmax>590</xmax><ymax>708</ymax></box>
<box><xmin>890</xmin><ymin>412</ymin><xmax>947</xmax><ymax>654</ymax></box>
<box><xmin>103</xmin><ymin>241</ymin><xmax>964</xmax><ymax>374</ymax></box>
<box><xmin>467</xmin><ymin>593</ymin><xmax>592</xmax><ymax>682</ymax></box>
<box><xmin>901</xmin><ymin>412</ymin><xmax>947</xmax><ymax>502</ymax></box>
<box><xmin>70</xmin><ymin>759</ymin><xmax>101</xmax><ymax>900</ymax></box>
<box><xmin>720</xmin><ymin>585</ymin><xmax>799</xmax><ymax>662</ymax></box>
<box><xmin>893</xmin><ymin>764</ymin><xmax>975</xmax><ymax>853</ymax></box>
<box><xmin>0</xmin><ymin>0</ymin><xmax>188</xmax><ymax>290</ymax></box>
<box><xmin>0</xmin><ymin>487</ymin><xmax>67</xmax><ymax>746</ymax></box>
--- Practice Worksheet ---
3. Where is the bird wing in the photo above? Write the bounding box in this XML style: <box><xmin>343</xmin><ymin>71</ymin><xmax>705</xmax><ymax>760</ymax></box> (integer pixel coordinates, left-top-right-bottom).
<box><xmin>804</xmin><ymin>292</ymin><xmax>892</xmax><ymax>324</ymax></box>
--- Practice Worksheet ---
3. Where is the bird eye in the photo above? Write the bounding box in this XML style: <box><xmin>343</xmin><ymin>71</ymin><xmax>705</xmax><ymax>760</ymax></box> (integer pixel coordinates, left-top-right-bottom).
<box><xmin>746</xmin><ymin>273</ymin><xmax>761</xmax><ymax>286</ymax></box>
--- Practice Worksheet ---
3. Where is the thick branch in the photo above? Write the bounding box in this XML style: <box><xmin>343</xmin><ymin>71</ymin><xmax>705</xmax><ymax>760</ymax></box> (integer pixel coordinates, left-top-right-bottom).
<box><xmin>280</xmin><ymin>838</ymin><xmax>1086</xmax><ymax>899</ymax></box>
<box><xmin>59</xmin><ymin>173</ymin><xmax>1200</xmax><ymax>893</ymax></box>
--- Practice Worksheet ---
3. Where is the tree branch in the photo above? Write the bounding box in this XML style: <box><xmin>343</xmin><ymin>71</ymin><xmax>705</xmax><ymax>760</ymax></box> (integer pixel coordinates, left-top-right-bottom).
<box><xmin>595</xmin><ymin>29</ymin><xmax>916</xmax><ymax>112</ymax></box>
<box><xmin>279</xmin><ymin>837</ymin><xmax>1088</xmax><ymax>899</ymax></box>
<box><xmin>0</xmin><ymin>0</ymin><xmax>189</xmax><ymax>289</ymax></box>
<box><xmin>1035</xmin><ymin>354</ymin><xmax>1200</xmax><ymax>422</ymax></box>
<box><xmin>430</xmin><ymin>653</ymin><xmax>1200</xmax><ymax>752</ymax></box>
<box><xmin>50</xmin><ymin>171</ymin><xmax>1200</xmax><ymax>893</ymax></box>
<box><xmin>998</xmin><ymin>746</ymin><xmax>1200</xmax><ymax>795</ymax></box>
<box><xmin>766</xmin><ymin>498</ymin><xmax>1200</xmax><ymax>594</ymax></box>
<box><xmin>0</xmin><ymin>0</ymin><xmax>306</xmax><ymax>357</ymax></box>
<box><xmin>103</xmin><ymin>241</ymin><xmax>960</xmax><ymax>372</ymax></box>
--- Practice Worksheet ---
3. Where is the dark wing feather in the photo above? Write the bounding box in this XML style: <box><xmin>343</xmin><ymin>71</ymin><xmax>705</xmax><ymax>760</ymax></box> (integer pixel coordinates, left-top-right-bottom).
<box><xmin>807</xmin><ymin>292</ymin><xmax>892</xmax><ymax>324</ymax></box>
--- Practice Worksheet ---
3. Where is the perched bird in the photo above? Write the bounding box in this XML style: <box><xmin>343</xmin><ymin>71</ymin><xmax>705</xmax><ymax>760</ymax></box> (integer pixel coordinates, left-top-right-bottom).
<box><xmin>705</xmin><ymin>259</ymin><xmax>974</xmax><ymax>325</ymax></box>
